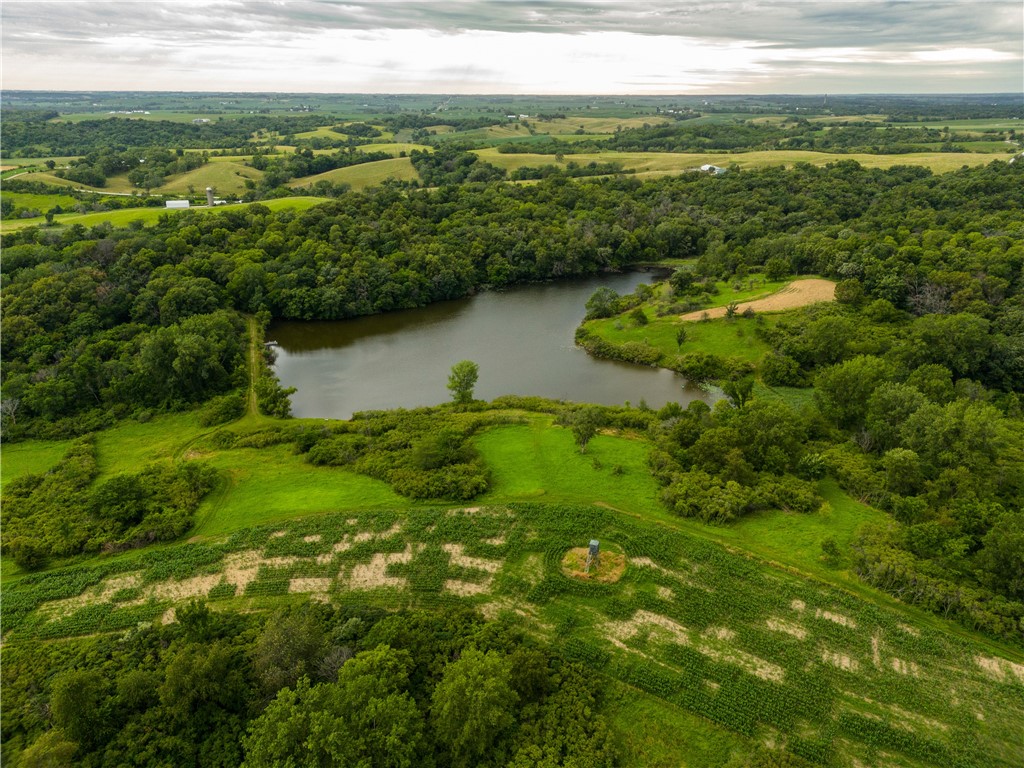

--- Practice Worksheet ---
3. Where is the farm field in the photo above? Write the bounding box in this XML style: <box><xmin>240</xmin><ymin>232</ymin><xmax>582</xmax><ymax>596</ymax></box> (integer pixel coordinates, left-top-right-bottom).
<box><xmin>0</xmin><ymin>196</ymin><xmax>331</xmax><ymax>232</ymax></box>
<box><xmin>533</xmin><ymin>115</ymin><xmax>672</xmax><ymax>134</ymax></box>
<box><xmin>0</xmin><ymin>190</ymin><xmax>79</xmax><ymax>215</ymax></box>
<box><xmin>289</xmin><ymin>156</ymin><xmax>421</xmax><ymax>190</ymax></box>
<box><xmin>4</xmin><ymin>489</ymin><xmax>1022</xmax><ymax>767</ymax></box>
<box><xmin>474</xmin><ymin>147</ymin><xmax>1002</xmax><ymax>175</ymax></box>
<box><xmin>359</xmin><ymin>141</ymin><xmax>433</xmax><ymax>155</ymax></box>
<box><xmin>13</xmin><ymin>170</ymin><xmax>137</xmax><ymax>193</ymax></box>
<box><xmin>580</xmin><ymin>275</ymin><xmax>821</xmax><ymax>364</ymax></box>
<box><xmin>154</xmin><ymin>160</ymin><xmax>263</xmax><ymax>195</ymax></box>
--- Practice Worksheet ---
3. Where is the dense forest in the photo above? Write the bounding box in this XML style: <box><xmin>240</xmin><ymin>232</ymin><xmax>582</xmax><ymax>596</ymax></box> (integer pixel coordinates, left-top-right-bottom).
<box><xmin>1</xmin><ymin>602</ymin><xmax>623</xmax><ymax>767</ymax></box>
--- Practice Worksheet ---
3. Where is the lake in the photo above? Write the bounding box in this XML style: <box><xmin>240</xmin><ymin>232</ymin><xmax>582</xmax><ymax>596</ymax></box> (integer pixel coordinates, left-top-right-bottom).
<box><xmin>270</xmin><ymin>271</ymin><xmax>716</xmax><ymax>419</ymax></box>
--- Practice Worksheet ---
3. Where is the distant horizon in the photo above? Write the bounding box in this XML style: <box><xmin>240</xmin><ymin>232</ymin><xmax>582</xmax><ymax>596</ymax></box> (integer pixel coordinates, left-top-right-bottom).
<box><xmin>2</xmin><ymin>1</ymin><xmax>1020</xmax><ymax>95</ymax></box>
<box><xmin>4</xmin><ymin>89</ymin><xmax>1019</xmax><ymax>98</ymax></box>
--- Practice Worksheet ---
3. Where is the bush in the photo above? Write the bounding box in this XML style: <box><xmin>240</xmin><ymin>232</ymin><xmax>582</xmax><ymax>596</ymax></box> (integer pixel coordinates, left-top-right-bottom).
<box><xmin>307</xmin><ymin>434</ymin><xmax>369</xmax><ymax>466</ymax></box>
<box><xmin>199</xmin><ymin>391</ymin><xmax>246</xmax><ymax>426</ymax></box>
<box><xmin>760</xmin><ymin>353</ymin><xmax>805</xmax><ymax>387</ymax></box>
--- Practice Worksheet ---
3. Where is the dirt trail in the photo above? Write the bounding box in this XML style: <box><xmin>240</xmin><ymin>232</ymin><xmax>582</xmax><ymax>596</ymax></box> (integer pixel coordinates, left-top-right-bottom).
<box><xmin>245</xmin><ymin>315</ymin><xmax>260</xmax><ymax>416</ymax></box>
<box><xmin>679</xmin><ymin>278</ymin><xmax>836</xmax><ymax>321</ymax></box>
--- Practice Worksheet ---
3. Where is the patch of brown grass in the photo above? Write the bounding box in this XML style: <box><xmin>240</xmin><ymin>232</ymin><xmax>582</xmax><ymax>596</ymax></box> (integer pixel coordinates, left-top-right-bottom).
<box><xmin>561</xmin><ymin>547</ymin><xmax>626</xmax><ymax>583</ymax></box>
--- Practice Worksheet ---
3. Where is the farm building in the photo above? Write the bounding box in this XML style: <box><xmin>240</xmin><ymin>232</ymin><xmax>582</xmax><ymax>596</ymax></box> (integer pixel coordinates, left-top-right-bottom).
<box><xmin>700</xmin><ymin>164</ymin><xmax>728</xmax><ymax>175</ymax></box>
<box><xmin>165</xmin><ymin>200</ymin><xmax>190</xmax><ymax>209</ymax></box>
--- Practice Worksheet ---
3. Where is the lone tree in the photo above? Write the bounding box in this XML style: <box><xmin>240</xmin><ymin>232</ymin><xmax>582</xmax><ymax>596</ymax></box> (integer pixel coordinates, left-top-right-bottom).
<box><xmin>675</xmin><ymin>326</ymin><xmax>687</xmax><ymax>350</ymax></box>
<box><xmin>571</xmin><ymin>406</ymin><xmax>601</xmax><ymax>453</ymax></box>
<box><xmin>447</xmin><ymin>360</ymin><xmax>479</xmax><ymax>405</ymax></box>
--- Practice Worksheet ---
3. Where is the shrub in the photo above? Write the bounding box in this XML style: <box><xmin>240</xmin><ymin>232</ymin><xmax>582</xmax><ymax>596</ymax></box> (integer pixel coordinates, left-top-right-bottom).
<box><xmin>760</xmin><ymin>353</ymin><xmax>805</xmax><ymax>387</ymax></box>
<box><xmin>199</xmin><ymin>391</ymin><xmax>246</xmax><ymax>426</ymax></box>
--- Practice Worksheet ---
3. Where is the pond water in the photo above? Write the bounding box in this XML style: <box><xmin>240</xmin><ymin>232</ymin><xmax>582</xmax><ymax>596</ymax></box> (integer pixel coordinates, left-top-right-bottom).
<box><xmin>270</xmin><ymin>271</ymin><xmax>716</xmax><ymax>419</ymax></box>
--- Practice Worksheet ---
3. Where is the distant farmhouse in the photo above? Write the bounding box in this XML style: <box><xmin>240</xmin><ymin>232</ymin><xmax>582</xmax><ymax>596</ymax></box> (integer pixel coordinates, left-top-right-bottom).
<box><xmin>700</xmin><ymin>164</ymin><xmax>728</xmax><ymax>175</ymax></box>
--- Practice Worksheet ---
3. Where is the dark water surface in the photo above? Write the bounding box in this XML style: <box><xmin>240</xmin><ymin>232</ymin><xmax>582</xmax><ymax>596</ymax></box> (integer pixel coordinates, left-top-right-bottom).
<box><xmin>270</xmin><ymin>272</ymin><xmax>715</xmax><ymax>419</ymax></box>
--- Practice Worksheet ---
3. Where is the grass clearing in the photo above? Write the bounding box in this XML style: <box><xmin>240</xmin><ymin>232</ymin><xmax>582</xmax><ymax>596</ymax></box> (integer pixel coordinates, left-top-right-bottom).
<box><xmin>589</xmin><ymin>312</ymin><xmax>773</xmax><ymax>363</ymax></box>
<box><xmin>679</xmin><ymin>279</ymin><xmax>836</xmax><ymax>321</ymax></box>
<box><xmin>0</xmin><ymin>439</ymin><xmax>72</xmax><ymax>484</ymax></box>
<box><xmin>606</xmin><ymin>681</ymin><xmax>750</xmax><ymax>767</ymax></box>
<box><xmin>156</xmin><ymin>161</ymin><xmax>263</xmax><ymax>195</ymax></box>
<box><xmin>292</xmin><ymin>126</ymin><xmax>345</xmax><ymax>139</ymax></box>
<box><xmin>475</xmin><ymin>419</ymin><xmax>666</xmax><ymax>516</ymax></box>
<box><xmin>0</xmin><ymin>191</ymin><xmax>79</xmax><ymax>213</ymax></box>
<box><xmin>193</xmin><ymin>443</ymin><xmax>406</xmax><ymax>537</ymax></box>
<box><xmin>290</xmin><ymin>157</ymin><xmax>420</xmax><ymax>190</ymax></box>
<box><xmin>92</xmin><ymin>412</ymin><xmax>208</xmax><ymax>476</ymax></box>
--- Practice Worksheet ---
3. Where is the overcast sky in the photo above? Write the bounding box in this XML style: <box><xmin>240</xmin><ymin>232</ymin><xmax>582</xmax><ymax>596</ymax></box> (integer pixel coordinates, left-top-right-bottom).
<box><xmin>2</xmin><ymin>0</ymin><xmax>1021</xmax><ymax>94</ymax></box>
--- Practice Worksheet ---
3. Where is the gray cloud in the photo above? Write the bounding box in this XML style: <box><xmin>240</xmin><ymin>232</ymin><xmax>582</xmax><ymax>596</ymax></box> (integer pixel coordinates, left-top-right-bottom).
<box><xmin>4</xmin><ymin>1</ymin><xmax>1021</xmax><ymax>48</ymax></box>
<box><xmin>2</xmin><ymin>0</ymin><xmax>1020</xmax><ymax>93</ymax></box>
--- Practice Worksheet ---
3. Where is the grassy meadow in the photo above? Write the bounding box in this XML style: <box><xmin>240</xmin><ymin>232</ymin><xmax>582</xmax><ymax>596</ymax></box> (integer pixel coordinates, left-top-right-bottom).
<box><xmin>0</xmin><ymin>196</ymin><xmax>331</xmax><ymax>232</ymax></box>
<box><xmin>474</xmin><ymin>147</ymin><xmax>1002</xmax><ymax>176</ymax></box>
<box><xmin>289</xmin><ymin>156</ymin><xmax>421</xmax><ymax>190</ymax></box>
<box><xmin>156</xmin><ymin>160</ymin><xmax>264</xmax><ymax>195</ymax></box>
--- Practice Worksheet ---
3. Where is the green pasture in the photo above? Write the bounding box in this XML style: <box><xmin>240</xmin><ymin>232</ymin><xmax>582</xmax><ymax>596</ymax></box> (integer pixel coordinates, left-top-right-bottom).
<box><xmin>192</xmin><ymin>443</ymin><xmax>406</xmax><ymax>537</ymax></box>
<box><xmin>292</xmin><ymin>126</ymin><xmax>346</xmax><ymax>139</ymax></box>
<box><xmin>0</xmin><ymin>196</ymin><xmax>331</xmax><ymax>232</ymax></box>
<box><xmin>474</xmin><ymin>147</ymin><xmax>1001</xmax><ymax>175</ymax></box>
<box><xmin>0</xmin><ymin>439</ymin><xmax>73</xmax><ymax>485</ymax></box>
<box><xmin>810</xmin><ymin>114</ymin><xmax>889</xmax><ymax>124</ymax></box>
<box><xmin>359</xmin><ymin>142</ymin><xmax>434</xmax><ymax>156</ymax></box>
<box><xmin>590</xmin><ymin>313</ymin><xmax>774</xmax><ymax>363</ymax></box>
<box><xmin>890</xmin><ymin>118</ymin><xmax>1023</xmax><ymax>132</ymax></box>
<box><xmin>200</xmin><ymin>154</ymin><xmax>257</xmax><ymax>163</ymax></box>
<box><xmin>0</xmin><ymin>156</ymin><xmax>80</xmax><ymax>168</ymax></box>
<box><xmin>475</xmin><ymin>419</ymin><xmax>666</xmax><ymax>516</ymax></box>
<box><xmin>0</xmin><ymin>190</ymin><xmax>79</xmax><ymax>214</ymax></box>
<box><xmin>606</xmin><ymin>684</ymin><xmax>747</xmax><ymax>767</ymax></box>
<box><xmin>290</xmin><ymin>157</ymin><xmax>421</xmax><ymax>190</ymax></box>
<box><xmin>15</xmin><ymin>170</ymin><xmax>137</xmax><ymax>193</ymax></box>
<box><xmin>156</xmin><ymin>160</ymin><xmax>263</xmax><ymax>195</ymax></box>
<box><xmin>533</xmin><ymin>115</ymin><xmax>671</xmax><ymax>135</ymax></box>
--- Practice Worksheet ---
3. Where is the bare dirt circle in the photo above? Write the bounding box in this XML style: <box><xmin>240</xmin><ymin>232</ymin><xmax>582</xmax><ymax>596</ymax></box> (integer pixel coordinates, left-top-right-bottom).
<box><xmin>679</xmin><ymin>278</ymin><xmax>836</xmax><ymax>321</ymax></box>
<box><xmin>561</xmin><ymin>547</ymin><xmax>627</xmax><ymax>583</ymax></box>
